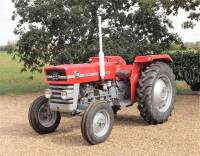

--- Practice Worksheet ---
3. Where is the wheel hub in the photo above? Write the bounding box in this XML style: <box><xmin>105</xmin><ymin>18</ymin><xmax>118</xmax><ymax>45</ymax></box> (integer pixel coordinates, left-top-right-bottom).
<box><xmin>153</xmin><ymin>75</ymin><xmax>172</xmax><ymax>112</ymax></box>
<box><xmin>38</xmin><ymin>103</ymin><xmax>57</xmax><ymax>127</ymax></box>
<box><xmin>160</xmin><ymin>86</ymin><xmax>168</xmax><ymax>100</ymax></box>
<box><xmin>93</xmin><ymin>110</ymin><xmax>110</xmax><ymax>137</ymax></box>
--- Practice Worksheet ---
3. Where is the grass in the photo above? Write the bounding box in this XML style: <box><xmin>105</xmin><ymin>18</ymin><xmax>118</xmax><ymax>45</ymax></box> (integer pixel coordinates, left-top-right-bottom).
<box><xmin>0</xmin><ymin>52</ymin><xmax>47</xmax><ymax>94</ymax></box>
<box><xmin>176</xmin><ymin>81</ymin><xmax>191</xmax><ymax>92</ymax></box>
<box><xmin>0</xmin><ymin>51</ymin><xmax>190</xmax><ymax>94</ymax></box>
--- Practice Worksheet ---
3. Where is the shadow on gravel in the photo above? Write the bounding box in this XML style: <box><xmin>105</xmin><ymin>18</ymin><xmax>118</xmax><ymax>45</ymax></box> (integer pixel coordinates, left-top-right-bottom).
<box><xmin>0</xmin><ymin>114</ymin><xmax>147</xmax><ymax>146</ymax></box>
<box><xmin>50</xmin><ymin>114</ymin><xmax>148</xmax><ymax>146</ymax></box>
<box><xmin>114</xmin><ymin>114</ymin><xmax>148</xmax><ymax>127</ymax></box>
<box><xmin>51</xmin><ymin>133</ymin><xmax>87</xmax><ymax>146</ymax></box>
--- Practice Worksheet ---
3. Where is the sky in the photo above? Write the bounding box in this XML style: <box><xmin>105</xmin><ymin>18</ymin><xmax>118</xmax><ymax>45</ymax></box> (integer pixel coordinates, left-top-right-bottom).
<box><xmin>0</xmin><ymin>0</ymin><xmax>200</xmax><ymax>45</ymax></box>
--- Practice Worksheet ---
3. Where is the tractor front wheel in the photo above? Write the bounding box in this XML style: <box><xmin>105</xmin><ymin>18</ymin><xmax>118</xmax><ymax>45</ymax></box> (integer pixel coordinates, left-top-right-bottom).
<box><xmin>28</xmin><ymin>96</ymin><xmax>61</xmax><ymax>134</ymax></box>
<box><xmin>137</xmin><ymin>62</ymin><xmax>176</xmax><ymax>124</ymax></box>
<box><xmin>81</xmin><ymin>101</ymin><xmax>114</xmax><ymax>145</ymax></box>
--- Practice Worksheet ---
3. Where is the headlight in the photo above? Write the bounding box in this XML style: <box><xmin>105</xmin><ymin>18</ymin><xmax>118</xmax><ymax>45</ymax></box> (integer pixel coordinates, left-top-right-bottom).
<box><xmin>44</xmin><ymin>89</ymin><xmax>52</xmax><ymax>99</ymax></box>
<box><xmin>61</xmin><ymin>90</ymin><xmax>73</xmax><ymax>100</ymax></box>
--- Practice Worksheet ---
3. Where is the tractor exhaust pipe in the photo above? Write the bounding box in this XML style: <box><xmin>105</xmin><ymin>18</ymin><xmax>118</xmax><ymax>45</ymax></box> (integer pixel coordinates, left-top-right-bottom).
<box><xmin>98</xmin><ymin>16</ymin><xmax>105</xmax><ymax>80</ymax></box>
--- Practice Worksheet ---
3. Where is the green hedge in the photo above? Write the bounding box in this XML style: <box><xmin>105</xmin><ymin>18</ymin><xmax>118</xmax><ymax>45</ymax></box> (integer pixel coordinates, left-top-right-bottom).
<box><xmin>165</xmin><ymin>51</ymin><xmax>200</xmax><ymax>91</ymax></box>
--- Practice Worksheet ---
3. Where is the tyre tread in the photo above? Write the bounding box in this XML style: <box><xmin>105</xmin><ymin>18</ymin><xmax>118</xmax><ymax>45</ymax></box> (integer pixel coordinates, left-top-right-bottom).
<box><xmin>137</xmin><ymin>62</ymin><xmax>176</xmax><ymax>124</ymax></box>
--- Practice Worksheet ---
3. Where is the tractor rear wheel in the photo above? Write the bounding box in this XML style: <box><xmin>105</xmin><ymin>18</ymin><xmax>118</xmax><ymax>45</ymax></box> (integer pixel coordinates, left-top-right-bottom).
<box><xmin>81</xmin><ymin>101</ymin><xmax>114</xmax><ymax>145</ymax></box>
<box><xmin>28</xmin><ymin>96</ymin><xmax>61</xmax><ymax>134</ymax></box>
<box><xmin>137</xmin><ymin>62</ymin><xmax>176</xmax><ymax>124</ymax></box>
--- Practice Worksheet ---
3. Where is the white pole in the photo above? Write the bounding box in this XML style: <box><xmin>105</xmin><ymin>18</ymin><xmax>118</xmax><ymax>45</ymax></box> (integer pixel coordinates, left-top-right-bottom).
<box><xmin>98</xmin><ymin>16</ymin><xmax>105</xmax><ymax>80</ymax></box>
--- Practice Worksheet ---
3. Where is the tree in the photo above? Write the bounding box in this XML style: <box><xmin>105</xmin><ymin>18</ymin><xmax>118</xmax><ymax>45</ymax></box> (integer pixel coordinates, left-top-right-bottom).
<box><xmin>0</xmin><ymin>41</ymin><xmax>16</xmax><ymax>52</ymax></box>
<box><xmin>159</xmin><ymin>0</ymin><xmax>200</xmax><ymax>28</ymax></box>
<box><xmin>12</xmin><ymin>0</ymin><xmax>184</xmax><ymax>72</ymax></box>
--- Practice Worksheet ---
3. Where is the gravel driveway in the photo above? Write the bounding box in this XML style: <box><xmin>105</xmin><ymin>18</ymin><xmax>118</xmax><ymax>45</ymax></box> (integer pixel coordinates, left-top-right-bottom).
<box><xmin>0</xmin><ymin>93</ymin><xmax>199</xmax><ymax>156</ymax></box>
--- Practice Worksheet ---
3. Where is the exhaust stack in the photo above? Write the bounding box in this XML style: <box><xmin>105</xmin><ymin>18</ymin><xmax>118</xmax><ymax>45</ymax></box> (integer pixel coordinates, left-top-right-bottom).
<box><xmin>98</xmin><ymin>16</ymin><xmax>105</xmax><ymax>80</ymax></box>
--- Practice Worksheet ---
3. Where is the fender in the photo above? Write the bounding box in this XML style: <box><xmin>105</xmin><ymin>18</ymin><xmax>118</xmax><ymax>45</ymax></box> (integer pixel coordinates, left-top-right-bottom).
<box><xmin>134</xmin><ymin>54</ymin><xmax>173</xmax><ymax>63</ymax></box>
<box><xmin>130</xmin><ymin>54</ymin><xmax>173</xmax><ymax>103</ymax></box>
<box><xmin>130</xmin><ymin>64</ymin><xmax>140</xmax><ymax>102</ymax></box>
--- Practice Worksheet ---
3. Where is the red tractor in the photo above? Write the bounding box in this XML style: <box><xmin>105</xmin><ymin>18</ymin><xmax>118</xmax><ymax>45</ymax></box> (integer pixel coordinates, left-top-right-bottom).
<box><xmin>28</xmin><ymin>17</ymin><xmax>176</xmax><ymax>145</ymax></box>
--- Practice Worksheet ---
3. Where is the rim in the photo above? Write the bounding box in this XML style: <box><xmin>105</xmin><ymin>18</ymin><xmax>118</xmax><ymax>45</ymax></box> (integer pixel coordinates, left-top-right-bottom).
<box><xmin>92</xmin><ymin>109</ymin><xmax>110</xmax><ymax>138</ymax></box>
<box><xmin>38</xmin><ymin>103</ymin><xmax>57</xmax><ymax>127</ymax></box>
<box><xmin>153</xmin><ymin>75</ymin><xmax>173</xmax><ymax>113</ymax></box>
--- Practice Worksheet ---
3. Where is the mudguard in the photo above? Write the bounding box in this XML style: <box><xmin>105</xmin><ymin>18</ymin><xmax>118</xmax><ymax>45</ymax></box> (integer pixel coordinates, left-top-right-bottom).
<box><xmin>134</xmin><ymin>54</ymin><xmax>173</xmax><ymax>63</ymax></box>
<box><xmin>130</xmin><ymin>54</ymin><xmax>173</xmax><ymax>102</ymax></box>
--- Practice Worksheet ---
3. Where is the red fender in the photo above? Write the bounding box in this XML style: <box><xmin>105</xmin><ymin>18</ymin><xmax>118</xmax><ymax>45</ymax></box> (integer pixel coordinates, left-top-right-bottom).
<box><xmin>130</xmin><ymin>64</ymin><xmax>141</xmax><ymax>102</ymax></box>
<box><xmin>130</xmin><ymin>54</ymin><xmax>173</xmax><ymax>103</ymax></box>
<box><xmin>134</xmin><ymin>54</ymin><xmax>173</xmax><ymax>63</ymax></box>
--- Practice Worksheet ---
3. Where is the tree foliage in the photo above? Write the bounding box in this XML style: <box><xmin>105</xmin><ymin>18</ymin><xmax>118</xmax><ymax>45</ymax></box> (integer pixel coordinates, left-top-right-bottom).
<box><xmin>159</xmin><ymin>0</ymin><xmax>200</xmax><ymax>28</ymax></box>
<box><xmin>12</xmin><ymin>0</ymin><xmax>200</xmax><ymax>72</ymax></box>
<box><xmin>0</xmin><ymin>41</ymin><xmax>16</xmax><ymax>52</ymax></box>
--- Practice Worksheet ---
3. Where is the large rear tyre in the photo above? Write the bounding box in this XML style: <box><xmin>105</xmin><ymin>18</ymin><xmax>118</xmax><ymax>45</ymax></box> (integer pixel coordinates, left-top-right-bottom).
<box><xmin>81</xmin><ymin>101</ymin><xmax>114</xmax><ymax>145</ymax></box>
<box><xmin>28</xmin><ymin>96</ymin><xmax>61</xmax><ymax>134</ymax></box>
<box><xmin>137</xmin><ymin>62</ymin><xmax>176</xmax><ymax>124</ymax></box>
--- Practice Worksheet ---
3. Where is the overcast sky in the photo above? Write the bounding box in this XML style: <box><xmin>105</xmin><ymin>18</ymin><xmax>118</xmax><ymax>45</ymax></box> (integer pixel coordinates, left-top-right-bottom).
<box><xmin>1</xmin><ymin>0</ymin><xmax>200</xmax><ymax>45</ymax></box>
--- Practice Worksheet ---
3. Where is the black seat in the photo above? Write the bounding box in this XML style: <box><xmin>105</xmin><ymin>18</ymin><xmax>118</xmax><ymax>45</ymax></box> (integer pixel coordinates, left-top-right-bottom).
<box><xmin>116</xmin><ymin>70</ymin><xmax>131</xmax><ymax>78</ymax></box>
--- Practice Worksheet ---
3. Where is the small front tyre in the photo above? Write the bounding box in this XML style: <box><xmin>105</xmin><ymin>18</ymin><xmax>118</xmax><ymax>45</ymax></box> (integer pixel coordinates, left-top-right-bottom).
<box><xmin>28</xmin><ymin>96</ymin><xmax>61</xmax><ymax>134</ymax></box>
<box><xmin>81</xmin><ymin>101</ymin><xmax>114</xmax><ymax>145</ymax></box>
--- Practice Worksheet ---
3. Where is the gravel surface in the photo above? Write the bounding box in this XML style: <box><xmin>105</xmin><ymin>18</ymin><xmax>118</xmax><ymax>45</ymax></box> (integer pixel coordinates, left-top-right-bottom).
<box><xmin>0</xmin><ymin>94</ymin><xmax>199</xmax><ymax>156</ymax></box>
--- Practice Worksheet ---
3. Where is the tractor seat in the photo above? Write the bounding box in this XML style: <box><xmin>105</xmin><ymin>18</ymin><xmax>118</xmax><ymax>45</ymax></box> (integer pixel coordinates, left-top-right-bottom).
<box><xmin>116</xmin><ymin>70</ymin><xmax>131</xmax><ymax>79</ymax></box>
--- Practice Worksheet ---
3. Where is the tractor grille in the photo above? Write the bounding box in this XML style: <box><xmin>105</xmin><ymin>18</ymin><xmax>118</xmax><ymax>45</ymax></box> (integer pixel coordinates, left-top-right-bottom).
<box><xmin>46</xmin><ymin>69</ymin><xmax>67</xmax><ymax>81</ymax></box>
<box><xmin>49</xmin><ymin>85</ymin><xmax>74</xmax><ymax>105</ymax></box>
